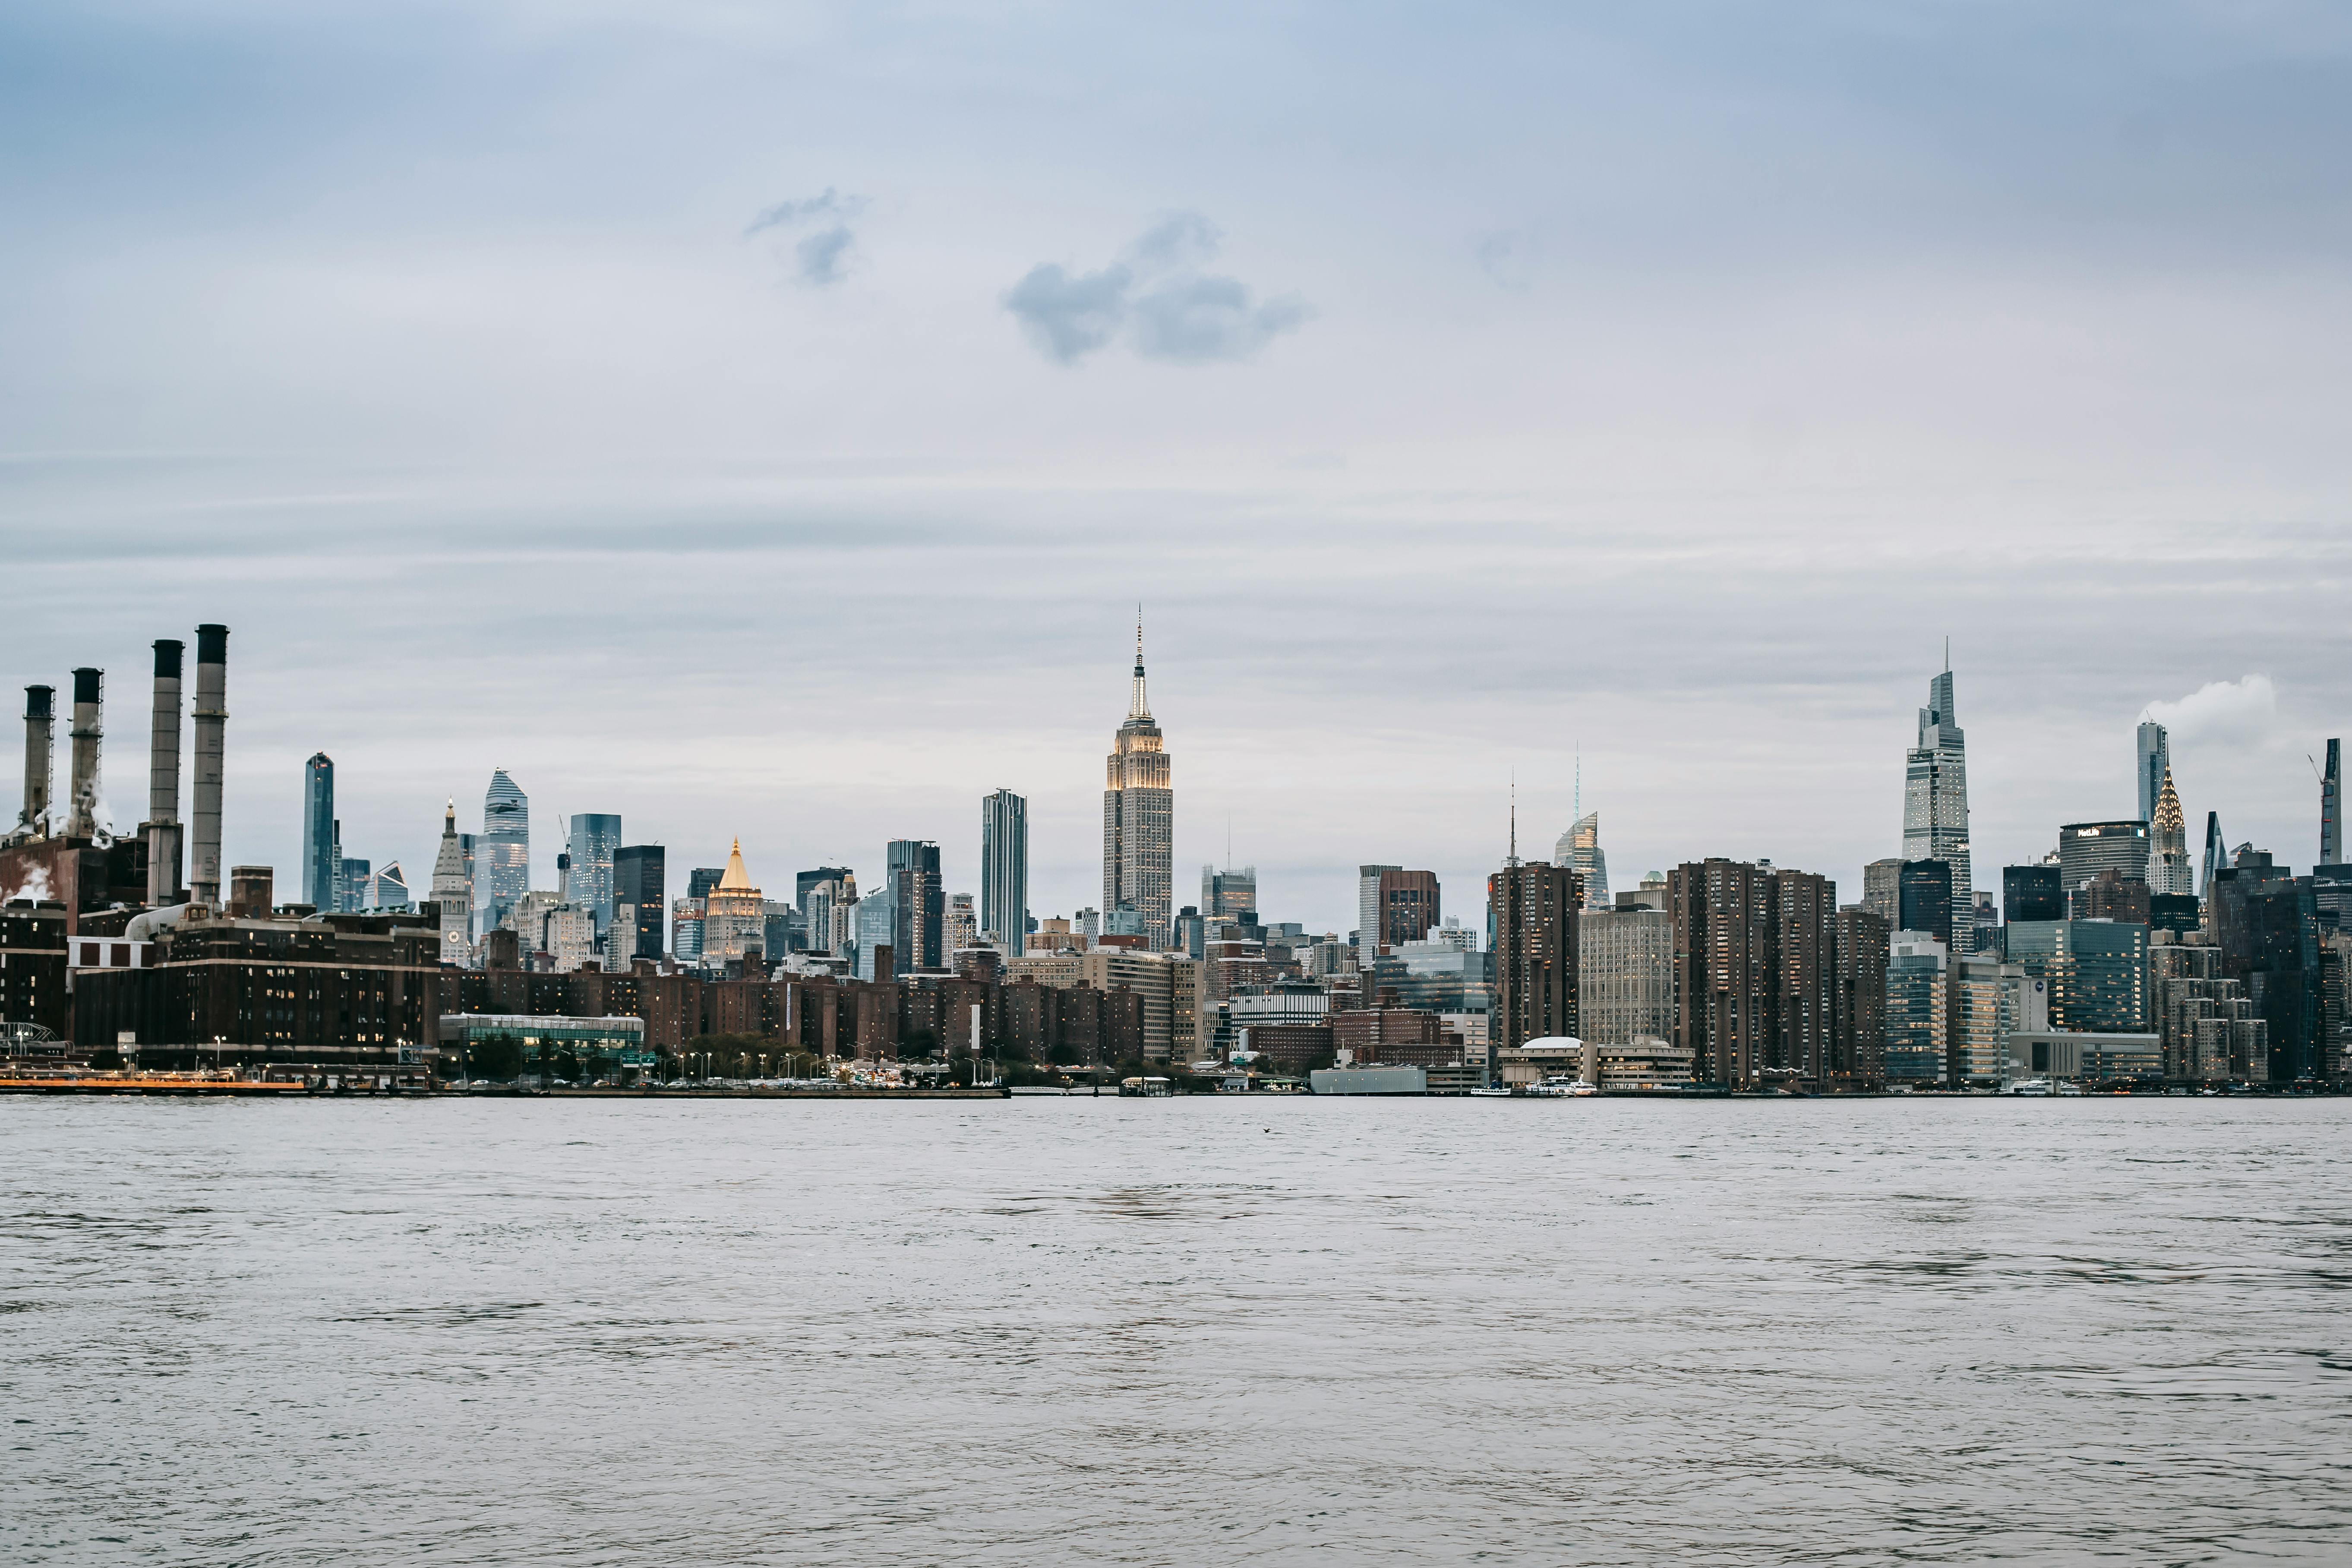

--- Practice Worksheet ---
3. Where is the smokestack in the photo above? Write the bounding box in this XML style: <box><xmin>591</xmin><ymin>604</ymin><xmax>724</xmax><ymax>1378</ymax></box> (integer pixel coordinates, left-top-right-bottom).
<box><xmin>19</xmin><ymin>685</ymin><xmax>53</xmax><ymax>837</ymax></box>
<box><xmin>189</xmin><ymin>624</ymin><xmax>228</xmax><ymax>908</ymax></box>
<box><xmin>147</xmin><ymin>639</ymin><xmax>185</xmax><ymax>905</ymax></box>
<box><xmin>66</xmin><ymin>667</ymin><xmax>102</xmax><ymax>839</ymax></box>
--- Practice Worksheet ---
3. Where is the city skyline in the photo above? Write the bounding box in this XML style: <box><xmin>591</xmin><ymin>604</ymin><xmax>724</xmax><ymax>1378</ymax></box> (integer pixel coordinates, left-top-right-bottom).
<box><xmin>1</xmin><ymin>622</ymin><xmax>2342</xmax><ymax>942</ymax></box>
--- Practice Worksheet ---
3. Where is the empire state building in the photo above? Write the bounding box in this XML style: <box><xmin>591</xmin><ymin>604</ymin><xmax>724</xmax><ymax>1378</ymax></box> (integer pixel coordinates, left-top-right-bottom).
<box><xmin>1103</xmin><ymin>624</ymin><xmax>1173</xmax><ymax>949</ymax></box>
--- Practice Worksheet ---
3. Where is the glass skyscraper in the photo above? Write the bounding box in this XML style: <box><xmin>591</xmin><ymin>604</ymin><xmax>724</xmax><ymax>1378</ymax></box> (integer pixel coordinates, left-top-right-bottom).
<box><xmin>2136</xmin><ymin>720</ymin><xmax>2170</xmax><ymax>826</ymax></box>
<box><xmin>981</xmin><ymin>789</ymin><xmax>1028</xmax><ymax>956</ymax></box>
<box><xmin>567</xmin><ymin>813</ymin><xmax>622</xmax><ymax>932</ymax></box>
<box><xmin>1902</xmin><ymin>664</ymin><xmax>1971</xmax><ymax>904</ymax></box>
<box><xmin>475</xmin><ymin>768</ymin><xmax>529</xmax><ymax>936</ymax></box>
<box><xmin>2004</xmin><ymin>919</ymin><xmax>2150</xmax><ymax>1034</ymax></box>
<box><xmin>301</xmin><ymin>752</ymin><xmax>335</xmax><ymax>913</ymax></box>
<box><xmin>613</xmin><ymin>844</ymin><xmax>666</xmax><ymax>959</ymax></box>
<box><xmin>887</xmin><ymin>838</ymin><xmax>943</xmax><ymax>971</ymax></box>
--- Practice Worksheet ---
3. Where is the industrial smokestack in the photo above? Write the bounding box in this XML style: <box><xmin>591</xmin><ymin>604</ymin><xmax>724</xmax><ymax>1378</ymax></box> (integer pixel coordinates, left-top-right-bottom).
<box><xmin>66</xmin><ymin>667</ymin><xmax>102</xmax><ymax>839</ymax></box>
<box><xmin>147</xmin><ymin>639</ymin><xmax>185</xmax><ymax>905</ymax></box>
<box><xmin>189</xmin><ymin>625</ymin><xmax>229</xmax><ymax>908</ymax></box>
<box><xmin>18</xmin><ymin>685</ymin><xmax>53</xmax><ymax>838</ymax></box>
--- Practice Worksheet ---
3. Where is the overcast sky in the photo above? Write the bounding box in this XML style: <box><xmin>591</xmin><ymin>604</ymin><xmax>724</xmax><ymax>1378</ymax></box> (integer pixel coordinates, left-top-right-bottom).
<box><xmin>4</xmin><ymin>2</ymin><xmax>2349</xmax><ymax>933</ymax></box>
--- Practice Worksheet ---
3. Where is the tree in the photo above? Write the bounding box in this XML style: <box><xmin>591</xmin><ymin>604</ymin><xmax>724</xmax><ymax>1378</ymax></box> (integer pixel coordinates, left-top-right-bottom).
<box><xmin>470</xmin><ymin>1033</ymin><xmax>525</xmax><ymax>1081</ymax></box>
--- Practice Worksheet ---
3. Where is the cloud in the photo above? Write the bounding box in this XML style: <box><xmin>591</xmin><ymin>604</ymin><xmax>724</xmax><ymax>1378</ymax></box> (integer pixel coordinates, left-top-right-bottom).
<box><xmin>795</xmin><ymin>226</ymin><xmax>855</xmax><ymax>286</ymax></box>
<box><xmin>746</xmin><ymin>189</ymin><xmax>868</xmax><ymax>286</ymax></box>
<box><xmin>1004</xmin><ymin>212</ymin><xmax>1307</xmax><ymax>366</ymax></box>
<box><xmin>1130</xmin><ymin>275</ymin><xmax>1309</xmax><ymax>363</ymax></box>
<box><xmin>2145</xmin><ymin>674</ymin><xmax>2279</xmax><ymax>744</ymax></box>
<box><xmin>1004</xmin><ymin>262</ymin><xmax>1132</xmax><ymax>363</ymax></box>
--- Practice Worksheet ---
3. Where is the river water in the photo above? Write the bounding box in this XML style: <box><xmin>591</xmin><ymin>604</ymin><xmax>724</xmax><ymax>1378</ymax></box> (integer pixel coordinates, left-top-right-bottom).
<box><xmin>5</xmin><ymin>1095</ymin><xmax>2348</xmax><ymax>1565</ymax></box>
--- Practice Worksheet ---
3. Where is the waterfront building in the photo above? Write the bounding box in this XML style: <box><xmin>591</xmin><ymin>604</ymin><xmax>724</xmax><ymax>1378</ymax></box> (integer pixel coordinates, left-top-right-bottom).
<box><xmin>613</xmin><ymin>845</ymin><xmax>666</xmax><ymax>959</ymax></box>
<box><xmin>1831</xmin><ymin>906</ymin><xmax>1890</xmax><ymax>1091</ymax></box>
<box><xmin>1861</xmin><ymin>858</ymin><xmax>1904</xmax><ymax>931</ymax></box>
<box><xmin>703</xmin><ymin>841</ymin><xmax>766</xmax><ymax>963</ymax></box>
<box><xmin>566</xmin><ymin>814</ymin><xmax>621</xmax><ymax>933</ymax></box>
<box><xmin>2008</xmin><ymin>1030</ymin><xmax>2162</xmax><ymax>1085</ymax></box>
<box><xmin>2137</xmin><ymin>721</ymin><xmax>2170</xmax><ymax>826</ymax></box>
<box><xmin>436</xmin><ymin>1013</ymin><xmax>650</xmax><ymax>1081</ymax></box>
<box><xmin>428</xmin><ymin>801</ymin><xmax>474</xmax><ymax>964</ymax></box>
<box><xmin>1898</xmin><ymin>859</ymin><xmax>1954</xmax><ymax>946</ymax></box>
<box><xmin>1884</xmin><ymin>934</ymin><xmax>1949</xmax><ymax>1087</ymax></box>
<box><xmin>1490</xmin><ymin>859</ymin><xmax>1578</xmax><ymax>1056</ymax></box>
<box><xmin>1951</xmin><ymin>956</ymin><xmax>2045</xmax><ymax>1088</ymax></box>
<box><xmin>2059</xmin><ymin>820</ymin><xmax>2150</xmax><ymax>900</ymax></box>
<box><xmin>981</xmin><ymin>790</ymin><xmax>1028</xmax><ymax>956</ymax></box>
<box><xmin>1102</xmin><ymin>624</ymin><xmax>1173</xmax><ymax>950</ymax></box>
<box><xmin>1576</xmin><ymin>906</ymin><xmax>1673</xmax><ymax>1045</ymax></box>
<box><xmin>2148</xmin><ymin>767</ymin><xmax>2193</xmax><ymax>897</ymax></box>
<box><xmin>1901</xmin><ymin>662</ymin><xmax>1973</xmax><ymax>906</ymax></box>
<box><xmin>2151</xmin><ymin>931</ymin><xmax>2266</xmax><ymax>1082</ymax></box>
<box><xmin>1554</xmin><ymin>811</ymin><xmax>1610</xmax><ymax>910</ymax></box>
<box><xmin>2207</xmin><ymin>851</ymin><xmax>2321</xmax><ymax>1082</ymax></box>
<box><xmin>302</xmin><ymin>753</ymin><xmax>335</xmax><ymax>914</ymax></box>
<box><xmin>2003</xmin><ymin>919</ymin><xmax>2149</xmax><ymax>1035</ymax></box>
<box><xmin>476</xmin><ymin>769</ymin><xmax>529</xmax><ymax>937</ymax></box>
<box><xmin>1667</xmin><ymin>858</ymin><xmax>1837</xmax><ymax>1089</ymax></box>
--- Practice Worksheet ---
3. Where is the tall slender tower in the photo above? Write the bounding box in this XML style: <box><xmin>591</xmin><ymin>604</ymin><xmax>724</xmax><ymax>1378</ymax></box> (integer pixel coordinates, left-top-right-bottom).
<box><xmin>1901</xmin><ymin>656</ymin><xmax>1972</xmax><ymax>902</ymax></box>
<box><xmin>1102</xmin><ymin>619</ymin><xmax>1173</xmax><ymax>949</ymax></box>
<box><xmin>2323</xmin><ymin>739</ymin><xmax>2342</xmax><ymax>866</ymax></box>
<box><xmin>430</xmin><ymin>799</ymin><xmax>473</xmax><ymax>965</ymax></box>
<box><xmin>981</xmin><ymin>788</ymin><xmax>1029</xmax><ymax>956</ymax></box>
<box><xmin>302</xmin><ymin>753</ymin><xmax>337</xmax><ymax>913</ymax></box>
<box><xmin>2199</xmin><ymin>811</ymin><xmax>2228</xmax><ymax>898</ymax></box>
<box><xmin>2136</xmin><ymin>720</ymin><xmax>2170</xmax><ymax>824</ymax></box>
<box><xmin>476</xmin><ymin>768</ymin><xmax>529</xmax><ymax>935</ymax></box>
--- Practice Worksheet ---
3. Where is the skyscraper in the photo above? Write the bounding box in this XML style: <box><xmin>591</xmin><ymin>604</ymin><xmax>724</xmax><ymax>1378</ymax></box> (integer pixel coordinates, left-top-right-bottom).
<box><xmin>301</xmin><ymin>753</ymin><xmax>335</xmax><ymax>913</ymax></box>
<box><xmin>2148</xmin><ymin>765</ymin><xmax>2193</xmax><ymax>896</ymax></box>
<box><xmin>1667</xmin><ymin>858</ymin><xmax>1838</xmax><ymax>1089</ymax></box>
<box><xmin>702</xmin><ymin>839</ymin><xmax>765</xmax><ymax>962</ymax></box>
<box><xmin>946</xmin><ymin>893</ymin><xmax>978</xmax><ymax>954</ymax></box>
<box><xmin>888</xmin><ymin>838</ymin><xmax>943</xmax><ymax>971</ymax></box>
<box><xmin>2136</xmin><ymin>720</ymin><xmax>2171</xmax><ymax>825</ymax></box>
<box><xmin>2058</xmin><ymin>820</ymin><xmax>2149</xmax><ymax>901</ymax></box>
<box><xmin>567</xmin><ymin>814</ymin><xmax>621</xmax><ymax>933</ymax></box>
<box><xmin>1102</xmin><ymin>622</ymin><xmax>1173</xmax><ymax>949</ymax></box>
<box><xmin>1202</xmin><ymin>864</ymin><xmax>1257</xmax><ymax>918</ymax></box>
<box><xmin>1902</xmin><ymin>661</ymin><xmax>1972</xmax><ymax>907</ymax></box>
<box><xmin>1357</xmin><ymin>864</ymin><xmax>1400</xmax><ymax>967</ymax></box>
<box><xmin>982</xmin><ymin>789</ymin><xmax>1028</xmax><ymax>956</ymax></box>
<box><xmin>614</xmin><ymin>844</ymin><xmax>666</xmax><ymax>959</ymax></box>
<box><xmin>1897</xmin><ymin>859</ymin><xmax>1954</xmax><ymax>946</ymax></box>
<box><xmin>1490</xmin><ymin>860</ymin><xmax>1579</xmax><ymax>1055</ymax></box>
<box><xmin>1553</xmin><ymin>812</ymin><xmax>1610</xmax><ymax>910</ymax></box>
<box><xmin>2200</xmin><ymin>811</ymin><xmax>2228</xmax><ymax>898</ymax></box>
<box><xmin>476</xmin><ymin>768</ymin><xmax>529</xmax><ymax>935</ymax></box>
<box><xmin>2323</xmin><ymin>738</ymin><xmax>2342</xmax><ymax>867</ymax></box>
<box><xmin>429</xmin><ymin>798</ymin><xmax>472</xmax><ymax>965</ymax></box>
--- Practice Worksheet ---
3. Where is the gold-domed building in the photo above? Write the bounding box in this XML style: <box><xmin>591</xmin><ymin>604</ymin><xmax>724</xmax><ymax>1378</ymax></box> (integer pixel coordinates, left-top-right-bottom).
<box><xmin>703</xmin><ymin>839</ymin><xmax>767</xmax><ymax>964</ymax></box>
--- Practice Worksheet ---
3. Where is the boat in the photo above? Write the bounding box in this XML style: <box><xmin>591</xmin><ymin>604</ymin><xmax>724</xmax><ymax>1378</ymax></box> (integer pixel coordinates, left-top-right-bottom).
<box><xmin>1468</xmin><ymin>1086</ymin><xmax>1512</xmax><ymax>1098</ymax></box>
<box><xmin>2006</xmin><ymin>1078</ymin><xmax>2051</xmax><ymax>1096</ymax></box>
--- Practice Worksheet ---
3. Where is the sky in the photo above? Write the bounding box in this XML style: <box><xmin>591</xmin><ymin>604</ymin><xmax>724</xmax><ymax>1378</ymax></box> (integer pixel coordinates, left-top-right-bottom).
<box><xmin>3</xmin><ymin>1</ymin><xmax>2349</xmax><ymax>934</ymax></box>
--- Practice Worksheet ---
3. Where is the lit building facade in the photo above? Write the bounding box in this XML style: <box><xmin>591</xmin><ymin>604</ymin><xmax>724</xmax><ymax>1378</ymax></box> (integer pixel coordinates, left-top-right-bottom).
<box><xmin>1102</xmin><ymin>625</ymin><xmax>1173</xmax><ymax>950</ymax></box>
<box><xmin>1576</xmin><ymin>906</ymin><xmax>1673</xmax><ymax>1044</ymax></box>
<box><xmin>567</xmin><ymin>813</ymin><xmax>621</xmax><ymax>933</ymax></box>
<box><xmin>302</xmin><ymin>752</ymin><xmax>336</xmax><ymax>914</ymax></box>
<box><xmin>702</xmin><ymin>840</ymin><xmax>766</xmax><ymax>962</ymax></box>
<box><xmin>429</xmin><ymin>799</ymin><xmax>473</xmax><ymax>966</ymax></box>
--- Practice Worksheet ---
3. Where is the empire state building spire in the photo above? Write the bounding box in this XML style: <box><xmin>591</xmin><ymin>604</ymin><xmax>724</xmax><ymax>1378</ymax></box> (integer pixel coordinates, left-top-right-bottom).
<box><xmin>1128</xmin><ymin>612</ymin><xmax>1150</xmax><ymax>720</ymax></box>
<box><xmin>1105</xmin><ymin>614</ymin><xmax>1172</xmax><ymax>950</ymax></box>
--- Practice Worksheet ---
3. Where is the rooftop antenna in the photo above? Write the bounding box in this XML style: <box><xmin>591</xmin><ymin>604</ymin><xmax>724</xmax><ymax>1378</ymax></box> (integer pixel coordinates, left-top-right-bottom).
<box><xmin>1507</xmin><ymin>770</ymin><xmax>1520</xmax><ymax>868</ymax></box>
<box><xmin>1574</xmin><ymin>745</ymin><xmax>1582</xmax><ymax>824</ymax></box>
<box><xmin>1943</xmin><ymin>635</ymin><xmax>1950</xmax><ymax>672</ymax></box>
